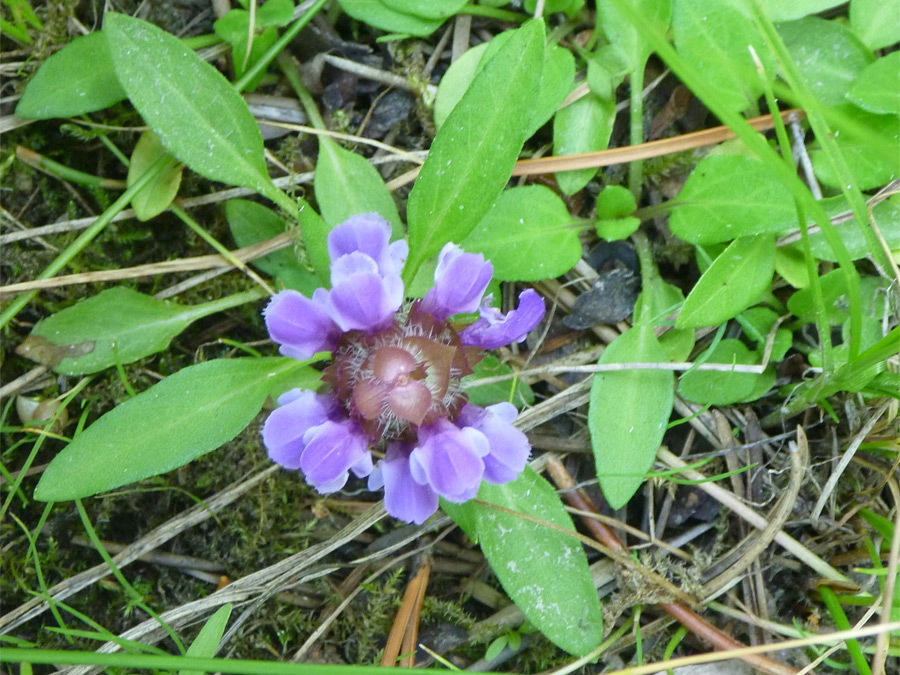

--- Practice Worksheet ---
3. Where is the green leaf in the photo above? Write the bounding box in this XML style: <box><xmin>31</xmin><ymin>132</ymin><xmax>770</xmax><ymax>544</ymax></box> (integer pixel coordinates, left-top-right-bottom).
<box><xmin>810</xmin><ymin>107</ymin><xmax>900</xmax><ymax>190</ymax></box>
<box><xmin>737</xmin><ymin>307</ymin><xmax>792</xmax><ymax>362</ymax></box>
<box><xmin>589</xmin><ymin>324</ymin><xmax>673</xmax><ymax>509</ymax></box>
<box><xmin>433</xmin><ymin>43</ymin><xmax>489</xmax><ymax>130</ymax></box>
<box><xmin>434</xmin><ymin>39</ymin><xmax>574</xmax><ymax>136</ymax></box>
<box><xmin>669</xmin><ymin>154</ymin><xmax>794</xmax><ymax>245</ymax></box>
<box><xmin>15</xmin><ymin>32</ymin><xmax>126</xmax><ymax>119</ymax></box>
<box><xmin>404</xmin><ymin>20</ymin><xmax>545</xmax><ymax>281</ymax></box>
<box><xmin>313</xmin><ymin>138</ymin><xmax>402</xmax><ymax>237</ymax></box>
<box><xmin>552</xmin><ymin>93</ymin><xmax>616</xmax><ymax>195</ymax></box>
<box><xmin>473</xmin><ymin>467</ymin><xmax>604</xmax><ymax>656</ymax></box>
<box><xmin>756</xmin><ymin>0</ymin><xmax>844</xmax><ymax>21</ymax></box>
<box><xmin>225</xmin><ymin>199</ymin><xmax>320</xmax><ymax>295</ymax></box>
<box><xmin>128</xmin><ymin>131</ymin><xmax>183</xmax><ymax>221</ymax></box>
<box><xmin>34</xmin><ymin>357</ymin><xmax>317</xmax><ymax>501</ymax></box>
<box><xmin>460</xmin><ymin>185</ymin><xmax>580</xmax><ymax>281</ymax></box>
<box><xmin>678</xmin><ymin>339</ymin><xmax>763</xmax><ymax>405</ymax></box>
<box><xmin>381</xmin><ymin>0</ymin><xmax>466</xmax><ymax>19</ymax></box>
<box><xmin>848</xmin><ymin>52</ymin><xmax>900</xmax><ymax>116</ymax></box>
<box><xmin>598</xmin><ymin>0</ymin><xmax>672</xmax><ymax>69</ymax></box>
<box><xmin>672</xmin><ymin>0</ymin><xmax>775</xmax><ymax>113</ymax></box>
<box><xmin>807</xmin><ymin>195</ymin><xmax>900</xmax><ymax>261</ymax></box>
<box><xmin>777</xmin><ymin>17</ymin><xmax>873</xmax><ymax>107</ymax></box>
<box><xmin>298</xmin><ymin>200</ymin><xmax>334</xmax><ymax>286</ymax></box>
<box><xmin>677</xmin><ymin>235</ymin><xmax>775</xmax><ymax>328</ymax></box>
<box><xmin>180</xmin><ymin>605</ymin><xmax>232</xmax><ymax>675</ymax></box>
<box><xmin>850</xmin><ymin>0</ymin><xmax>900</xmax><ymax>50</ymax></box>
<box><xmin>338</xmin><ymin>0</ymin><xmax>445</xmax><ymax>37</ymax></box>
<box><xmin>595</xmin><ymin>185</ymin><xmax>640</xmax><ymax>241</ymax></box>
<box><xmin>27</xmin><ymin>287</ymin><xmax>262</xmax><ymax>376</ymax></box>
<box><xmin>104</xmin><ymin>13</ymin><xmax>280</xmax><ymax>203</ymax></box>
<box><xmin>586</xmin><ymin>44</ymin><xmax>630</xmax><ymax>100</ymax></box>
<box><xmin>484</xmin><ymin>636</ymin><xmax>508</xmax><ymax>661</ymax></box>
<box><xmin>463</xmin><ymin>355</ymin><xmax>534</xmax><ymax>408</ymax></box>
<box><xmin>634</xmin><ymin>280</ymin><xmax>694</xmax><ymax>362</ymax></box>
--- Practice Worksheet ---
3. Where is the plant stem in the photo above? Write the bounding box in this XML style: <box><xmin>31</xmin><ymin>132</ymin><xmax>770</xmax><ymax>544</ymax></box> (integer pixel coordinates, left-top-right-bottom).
<box><xmin>459</xmin><ymin>4</ymin><xmax>527</xmax><ymax>22</ymax></box>
<box><xmin>0</xmin><ymin>154</ymin><xmax>175</xmax><ymax>330</ymax></box>
<box><xmin>15</xmin><ymin>146</ymin><xmax>125</xmax><ymax>190</ymax></box>
<box><xmin>275</xmin><ymin>52</ymin><xmax>326</xmax><ymax>131</ymax></box>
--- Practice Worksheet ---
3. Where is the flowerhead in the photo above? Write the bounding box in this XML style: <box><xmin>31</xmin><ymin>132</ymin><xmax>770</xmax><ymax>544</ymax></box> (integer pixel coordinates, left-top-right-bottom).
<box><xmin>262</xmin><ymin>213</ymin><xmax>544</xmax><ymax>524</ymax></box>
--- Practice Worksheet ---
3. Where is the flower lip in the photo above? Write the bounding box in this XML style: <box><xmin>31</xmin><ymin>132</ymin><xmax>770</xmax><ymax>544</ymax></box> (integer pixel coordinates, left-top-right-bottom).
<box><xmin>420</xmin><ymin>243</ymin><xmax>493</xmax><ymax>320</ymax></box>
<box><xmin>459</xmin><ymin>289</ymin><xmax>546</xmax><ymax>350</ymax></box>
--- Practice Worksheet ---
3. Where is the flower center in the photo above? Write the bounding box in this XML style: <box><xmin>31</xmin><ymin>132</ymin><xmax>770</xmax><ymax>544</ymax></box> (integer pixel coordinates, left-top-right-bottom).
<box><xmin>323</xmin><ymin>304</ymin><xmax>482</xmax><ymax>442</ymax></box>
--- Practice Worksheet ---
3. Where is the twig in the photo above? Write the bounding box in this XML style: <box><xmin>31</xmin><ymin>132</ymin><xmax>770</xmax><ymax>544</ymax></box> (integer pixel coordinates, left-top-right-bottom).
<box><xmin>0</xmin><ymin>364</ymin><xmax>49</xmax><ymax>400</ymax></box>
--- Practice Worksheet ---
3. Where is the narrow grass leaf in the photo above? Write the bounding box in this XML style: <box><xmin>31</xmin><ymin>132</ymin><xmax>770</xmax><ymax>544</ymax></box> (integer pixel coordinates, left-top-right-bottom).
<box><xmin>314</xmin><ymin>138</ymin><xmax>402</xmax><ymax>238</ymax></box>
<box><xmin>474</xmin><ymin>467</ymin><xmax>604</xmax><ymax>656</ymax></box>
<box><xmin>128</xmin><ymin>131</ymin><xmax>183</xmax><ymax>221</ymax></box>
<box><xmin>676</xmin><ymin>235</ymin><xmax>775</xmax><ymax>328</ymax></box>
<box><xmin>27</xmin><ymin>287</ymin><xmax>263</xmax><ymax>375</ymax></box>
<box><xmin>460</xmin><ymin>185</ymin><xmax>580</xmax><ymax>281</ymax></box>
<box><xmin>16</xmin><ymin>32</ymin><xmax>126</xmax><ymax>119</ymax></box>
<box><xmin>589</xmin><ymin>324</ymin><xmax>673</xmax><ymax>509</ymax></box>
<box><xmin>104</xmin><ymin>13</ymin><xmax>279</xmax><ymax>202</ymax></box>
<box><xmin>225</xmin><ymin>199</ymin><xmax>320</xmax><ymax>295</ymax></box>
<box><xmin>669</xmin><ymin>154</ymin><xmax>794</xmax><ymax>245</ymax></box>
<box><xmin>180</xmin><ymin>605</ymin><xmax>232</xmax><ymax>675</ymax></box>
<box><xmin>34</xmin><ymin>357</ymin><xmax>317</xmax><ymax>501</ymax></box>
<box><xmin>404</xmin><ymin>19</ymin><xmax>544</xmax><ymax>281</ymax></box>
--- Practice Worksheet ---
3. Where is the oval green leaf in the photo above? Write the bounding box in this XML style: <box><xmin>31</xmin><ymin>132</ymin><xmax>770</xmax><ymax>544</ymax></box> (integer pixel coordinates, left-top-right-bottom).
<box><xmin>677</xmin><ymin>235</ymin><xmax>775</xmax><ymax>328</ymax></box>
<box><xmin>778</xmin><ymin>17</ymin><xmax>873</xmax><ymax>107</ymax></box>
<box><xmin>670</xmin><ymin>154</ymin><xmax>795</xmax><ymax>245</ymax></box>
<box><xmin>27</xmin><ymin>287</ymin><xmax>262</xmax><ymax>375</ymax></box>
<box><xmin>460</xmin><ymin>185</ymin><xmax>580</xmax><ymax>281</ymax></box>
<box><xmin>848</xmin><ymin>52</ymin><xmax>900</xmax><ymax>116</ymax></box>
<box><xmin>849</xmin><ymin>0</ymin><xmax>900</xmax><ymax>50</ymax></box>
<box><xmin>104</xmin><ymin>13</ymin><xmax>279</xmax><ymax>202</ymax></box>
<box><xmin>314</xmin><ymin>138</ymin><xmax>402</xmax><ymax>237</ymax></box>
<box><xmin>678</xmin><ymin>338</ymin><xmax>762</xmax><ymax>405</ymax></box>
<box><xmin>404</xmin><ymin>19</ymin><xmax>545</xmax><ymax>281</ymax></box>
<box><xmin>16</xmin><ymin>31</ymin><xmax>126</xmax><ymax>119</ymax></box>
<box><xmin>474</xmin><ymin>466</ymin><xmax>604</xmax><ymax>656</ymax></box>
<box><xmin>589</xmin><ymin>324</ymin><xmax>673</xmax><ymax>509</ymax></box>
<box><xmin>338</xmin><ymin>0</ymin><xmax>445</xmax><ymax>37</ymax></box>
<box><xmin>672</xmin><ymin>0</ymin><xmax>775</xmax><ymax>113</ymax></box>
<box><xmin>128</xmin><ymin>131</ymin><xmax>183</xmax><ymax>221</ymax></box>
<box><xmin>34</xmin><ymin>357</ymin><xmax>317</xmax><ymax>501</ymax></box>
<box><xmin>552</xmin><ymin>93</ymin><xmax>615</xmax><ymax>196</ymax></box>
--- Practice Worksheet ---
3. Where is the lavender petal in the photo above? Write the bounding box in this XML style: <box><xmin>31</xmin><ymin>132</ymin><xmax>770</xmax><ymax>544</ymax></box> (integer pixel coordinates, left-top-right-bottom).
<box><xmin>410</xmin><ymin>420</ymin><xmax>488</xmax><ymax>503</ymax></box>
<box><xmin>458</xmin><ymin>402</ymin><xmax>529</xmax><ymax>484</ymax></box>
<box><xmin>327</xmin><ymin>213</ymin><xmax>406</xmax><ymax>276</ymax></box>
<box><xmin>459</xmin><ymin>289</ymin><xmax>546</xmax><ymax>350</ymax></box>
<box><xmin>329</xmin><ymin>271</ymin><xmax>404</xmax><ymax>332</ymax></box>
<box><xmin>299</xmin><ymin>419</ymin><xmax>371</xmax><ymax>493</ymax></box>
<box><xmin>373</xmin><ymin>443</ymin><xmax>439</xmax><ymax>524</ymax></box>
<box><xmin>420</xmin><ymin>243</ymin><xmax>493</xmax><ymax>320</ymax></box>
<box><xmin>264</xmin><ymin>289</ymin><xmax>340</xmax><ymax>360</ymax></box>
<box><xmin>262</xmin><ymin>389</ymin><xmax>331</xmax><ymax>469</ymax></box>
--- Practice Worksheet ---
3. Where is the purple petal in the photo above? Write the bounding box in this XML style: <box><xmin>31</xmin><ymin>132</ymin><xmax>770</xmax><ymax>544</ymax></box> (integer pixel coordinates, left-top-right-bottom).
<box><xmin>370</xmin><ymin>443</ymin><xmax>439</xmax><ymax>524</ymax></box>
<box><xmin>420</xmin><ymin>243</ymin><xmax>493</xmax><ymax>320</ymax></box>
<box><xmin>460</xmin><ymin>289</ymin><xmax>546</xmax><ymax>350</ymax></box>
<box><xmin>299</xmin><ymin>420</ymin><xmax>372</xmax><ymax>493</ymax></box>
<box><xmin>264</xmin><ymin>289</ymin><xmax>340</xmax><ymax>360</ymax></box>
<box><xmin>328</xmin><ymin>272</ymin><xmax>404</xmax><ymax>332</ymax></box>
<box><xmin>330</xmin><ymin>251</ymin><xmax>380</xmax><ymax>286</ymax></box>
<box><xmin>410</xmin><ymin>419</ymin><xmax>488</xmax><ymax>503</ymax></box>
<box><xmin>327</xmin><ymin>213</ymin><xmax>406</xmax><ymax>276</ymax></box>
<box><xmin>262</xmin><ymin>390</ymin><xmax>331</xmax><ymax>469</ymax></box>
<box><xmin>457</xmin><ymin>403</ymin><xmax>529</xmax><ymax>484</ymax></box>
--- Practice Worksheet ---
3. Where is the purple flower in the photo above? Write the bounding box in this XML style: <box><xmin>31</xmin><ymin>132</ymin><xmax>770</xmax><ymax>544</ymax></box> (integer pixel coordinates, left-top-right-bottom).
<box><xmin>328</xmin><ymin>252</ymin><xmax>404</xmax><ymax>332</ymax></box>
<box><xmin>460</xmin><ymin>289</ymin><xmax>546</xmax><ymax>349</ymax></box>
<box><xmin>456</xmin><ymin>403</ymin><xmax>530</xmax><ymax>484</ymax></box>
<box><xmin>328</xmin><ymin>213</ymin><xmax>408</xmax><ymax>277</ymax></box>
<box><xmin>420</xmin><ymin>243</ymin><xmax>493</xmax><ymax>319</ymax></box>
<box><xmin>368</xmin><ymin>443</ymin><xmax>438</xmax><ymax>525</ymax></box>
<box><xmin>262</xmin><ymin>213</ymin><xmax>543</xmax><ymax>523</ymax></box>
<box><xmin>264</xmin><ymin>289</ymin><xmax>339</xmax><ymax>360</ymax></box>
